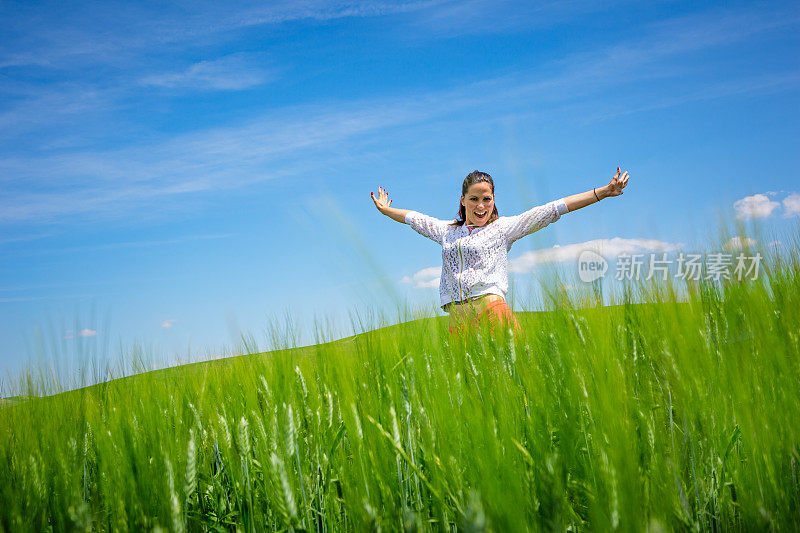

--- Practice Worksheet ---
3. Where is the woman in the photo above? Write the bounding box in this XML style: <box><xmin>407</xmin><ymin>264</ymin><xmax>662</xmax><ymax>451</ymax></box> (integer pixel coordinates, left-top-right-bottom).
<box><xmin>370</xmin><ymin>168</ymin><xmax>630</xmax><ymax>335</ymax></box>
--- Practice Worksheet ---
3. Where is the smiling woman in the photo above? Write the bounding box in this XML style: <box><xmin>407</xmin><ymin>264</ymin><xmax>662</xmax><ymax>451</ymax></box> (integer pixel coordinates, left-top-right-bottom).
<box><xmin>373</xmin><ymin>167</ymin><xmax>630</xmax><ymax>336</ymax></box>
<box><xmin>456</xmin><ymin>171</ymin><xmax>498</xmax><ymax>226</ymax></box>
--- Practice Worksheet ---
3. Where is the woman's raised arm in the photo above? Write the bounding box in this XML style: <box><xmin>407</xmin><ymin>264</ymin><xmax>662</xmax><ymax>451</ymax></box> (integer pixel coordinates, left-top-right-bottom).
<box><xmin>563</xmin><ymin>167</ymin><xmax>630</xmax><ymax>213</ymax></box>
<box><xmin>372</xmin><ymin>186</ymin><xmax>451</xmax><ymax>244</ymax></box>
<box><xmin>371</xmin><ymin>186</ymin><xmax>410</xmax><ymax>223</ymax></box>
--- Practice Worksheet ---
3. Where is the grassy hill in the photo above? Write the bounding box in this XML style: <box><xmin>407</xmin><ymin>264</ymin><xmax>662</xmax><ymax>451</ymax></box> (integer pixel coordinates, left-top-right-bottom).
<box><xmin>2</xmin><ymin>262</ymin><xmax>799</xmax><ymax>531</ymax></box>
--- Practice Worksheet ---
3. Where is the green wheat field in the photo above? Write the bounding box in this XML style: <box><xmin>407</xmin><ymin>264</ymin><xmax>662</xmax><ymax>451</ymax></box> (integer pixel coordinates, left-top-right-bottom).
<box><xmin>2</xmin><ymin>230</ymin><xmax>800</xmax><ymax>532</ymax></box>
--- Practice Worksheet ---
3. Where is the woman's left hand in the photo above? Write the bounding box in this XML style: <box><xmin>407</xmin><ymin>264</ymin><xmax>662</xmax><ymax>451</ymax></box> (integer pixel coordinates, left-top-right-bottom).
<box><xmin>605</xmin><ymin>167</ymin><xmax>629</xmax><ymax>197</ymax></box>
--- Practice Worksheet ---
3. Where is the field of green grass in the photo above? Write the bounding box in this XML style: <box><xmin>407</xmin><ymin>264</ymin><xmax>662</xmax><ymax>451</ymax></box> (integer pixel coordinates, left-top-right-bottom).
<box><xmin>2</xmin><ymin>235</ymin><xmax>800</xmax><ymax>531</ymax></box>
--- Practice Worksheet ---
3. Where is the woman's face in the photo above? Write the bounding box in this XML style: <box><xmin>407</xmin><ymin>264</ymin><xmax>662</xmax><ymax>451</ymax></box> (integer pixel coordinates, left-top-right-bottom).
<box><xmin>461</xmin><ymin>181</ymin><xmax>495</xmax><ymax>226</ymax></box>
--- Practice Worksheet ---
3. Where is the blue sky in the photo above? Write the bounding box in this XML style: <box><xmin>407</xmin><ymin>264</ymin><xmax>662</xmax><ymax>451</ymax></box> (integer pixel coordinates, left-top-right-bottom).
<box><xmin>1</xmin><ymin>0</ymin><xmax>798</xmax><ymax>385</ymax></box>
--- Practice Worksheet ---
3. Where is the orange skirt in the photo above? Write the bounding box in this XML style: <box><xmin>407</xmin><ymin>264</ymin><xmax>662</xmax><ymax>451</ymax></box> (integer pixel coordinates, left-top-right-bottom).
<box><xmin>447</xmin><ymin>296</ymin><xmax>521</xmax><ymax>336</ymax></box>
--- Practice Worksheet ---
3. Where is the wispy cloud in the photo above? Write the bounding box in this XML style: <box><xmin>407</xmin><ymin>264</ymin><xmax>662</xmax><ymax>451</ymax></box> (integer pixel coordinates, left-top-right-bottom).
<box><xmin>9</xmin><ymin>234</ymin><xmax>234</xmax><ymax>256</ymax></box>
<box><xmin>2</xmin><ymin>3</ymin><xmax>797</xmax><ymax>227</ymax></box>
<box><xmin>0</xmin><ymin>1</ymin><xmax>445</xmax><ymax>70</ymax></box>
<box><xmin>580</xmin><ymin>72</ymin><xmax>800</xmax><ymax>124</ymax></box>
<box><xmin>1</xmin><ymin>296</ymin><xmax>49</xmax><ymax>303</ymax></box>
<box><xmin>161</xmin><ymin>319</ymin><xmax>176</xmax><ymax>329</ymax></box>
<box><xmin>0</xmin><ymin>84</ymin><xmax>118</xmax><ymax>142</ymax></box>
<box><xmin>0</xmin><ymin>95</ymin><xmax>462</xmax><ymax>223</ymax></box>
<box><xmin>0</xmin><ymin>232</ymin><xmax>55</xmax><ymax>246</ymax></box>
<box><xmin>141</xmin><ymin>55</ymin><xmax>274</xmax><ymax>91</ymax></box>
<box><xmin>402</xmin><ymin>0</ymin><xmax>619</xmax><ymax>38</ymax></box>
<box><xmin>236</xmin><ymin>1</ymin><xmax>448</xmax><ymax>26</ymax></box>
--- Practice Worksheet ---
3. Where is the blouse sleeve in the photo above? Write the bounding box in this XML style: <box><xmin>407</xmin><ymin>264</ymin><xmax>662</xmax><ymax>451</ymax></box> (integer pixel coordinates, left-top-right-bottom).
<box><xmin>404</xmin><ymin>211</ymin><xmax>452</xmax><ymax>245</ymax></box>
<box><xmin>502</xmin><ymin>198</ymin><xmax>569</xmax><ymax>247</ymax></box>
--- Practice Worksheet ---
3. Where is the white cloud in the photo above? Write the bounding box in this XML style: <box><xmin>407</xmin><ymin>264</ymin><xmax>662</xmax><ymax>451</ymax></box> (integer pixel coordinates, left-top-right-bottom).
<box><xmin>782</xmin><ymin>192</ymin><xmax>800</xmax><ymax>218</ymax></box>
<box><xmin>724</xmin><ymin>236</ymin><xmax>757</xmax><ymax>250</ymax></box>
<box><xmin>64</xmin><ymin>328</ymin><xmax>98</xmax><ymax>338</ymax></box>
<box><xmin>141</xmin><ymin>55</ymin><xmax>273</xmax><ymax>91</ymax></box>
<box><xmin>401</xmin><ymin>266</ymin><xmax>441</xmax><ymax>288</ymax></box>
<box><xmin>733</xmin><ymin>194</ymin><xmax>780</xmax><ymax>219</ymax></box>
<box><xmin>509</xmin><ymin>237</ymin><xmax>682</xmax><ymax>274</ymax></box>
<box><xmin>161</xmin><ymin>319</ymin><xmax>176</xmax><ymax>329</ymax></box>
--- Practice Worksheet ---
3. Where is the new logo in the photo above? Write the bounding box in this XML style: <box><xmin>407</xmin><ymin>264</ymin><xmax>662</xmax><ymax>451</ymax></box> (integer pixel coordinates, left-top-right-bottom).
<box><xmin>578</xmin><ymin>250</ymin><xmax>608</xmax><ymax>282</ymax></box>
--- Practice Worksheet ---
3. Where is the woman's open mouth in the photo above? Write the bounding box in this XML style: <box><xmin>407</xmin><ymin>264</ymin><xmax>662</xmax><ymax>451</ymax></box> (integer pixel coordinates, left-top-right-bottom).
<box><xmin>474</xmin><ymin>211</ymin><xmax>487</xmax><ymax>221</ymax></box>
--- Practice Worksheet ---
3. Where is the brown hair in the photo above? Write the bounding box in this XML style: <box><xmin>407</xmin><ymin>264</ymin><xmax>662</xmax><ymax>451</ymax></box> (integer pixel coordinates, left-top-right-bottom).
<box><xmin>449</xmin><ymin>170</ymin><xmax>500</xmax><ymax>226</ymax></box>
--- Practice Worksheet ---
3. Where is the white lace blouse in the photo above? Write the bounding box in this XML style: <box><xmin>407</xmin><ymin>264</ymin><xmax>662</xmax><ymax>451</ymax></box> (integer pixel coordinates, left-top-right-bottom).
<box><xmin>405</xmin><ymin>199</ymin><xmax>569</xmax><ymax>310</ymax></box>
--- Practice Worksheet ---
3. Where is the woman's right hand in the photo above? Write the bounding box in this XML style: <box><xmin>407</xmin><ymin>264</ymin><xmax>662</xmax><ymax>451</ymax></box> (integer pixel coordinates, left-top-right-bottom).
<box><xmin>370</xmin><ymin>186</ymin><xmax>392</xmax><ymax>213</ymax></box>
